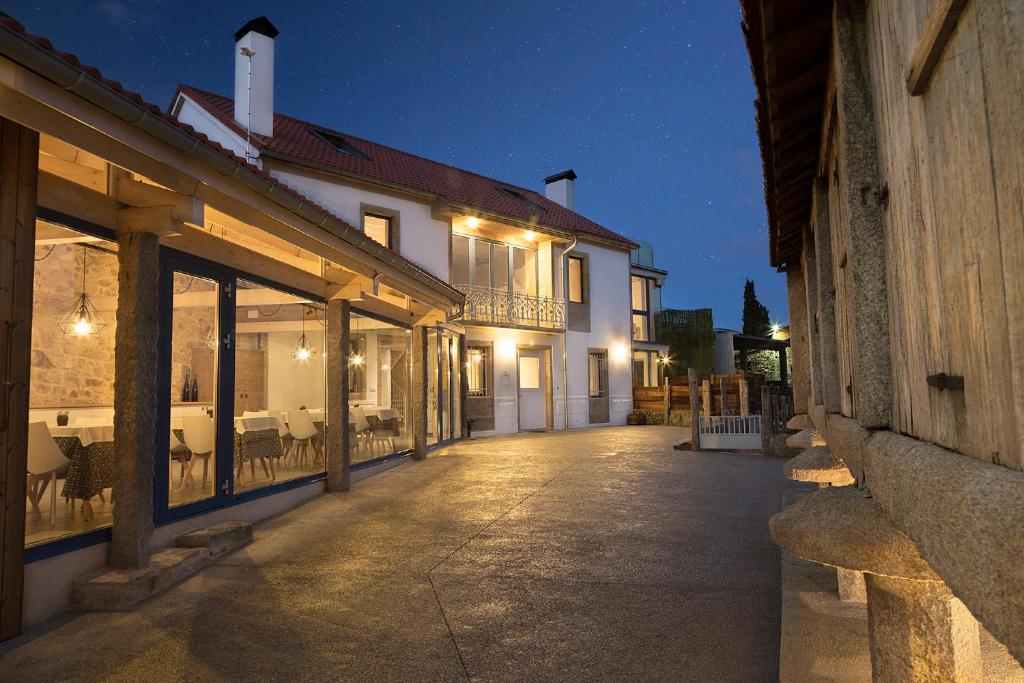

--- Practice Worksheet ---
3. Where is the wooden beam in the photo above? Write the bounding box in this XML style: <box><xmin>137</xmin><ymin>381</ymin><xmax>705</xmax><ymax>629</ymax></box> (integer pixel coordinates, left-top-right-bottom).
<box><xmin>162</xmin><ymin>224</ymin><xmax>326</xmax><ymax>296</ymax></box>
<box><xmin>37</xmin><ymin>170</ymin><xmax>118</xmax><ymax>229</ymax></box>
<box><xmin>353</xmin><ymin>292</ymin><xmax>417</xmax><ymax>325</ymax></box>
<box><xmin>38</xmin><ymin>154</ymin><xmax>106</xmax><ymax>193</ymax></box>
<box><xmin>906</xmin><ymin>0</ymin><xmax>969</xmax><ymax>96</ymax></box>
<box><xmin>117</xmin><ymin>205</ymin><xmax>183</xmax><ymax>237</ymax></box>
<box><xmin>115</xmin><ymin>177</ymin><xmax>203</xmax><ymax>226</ymax></box>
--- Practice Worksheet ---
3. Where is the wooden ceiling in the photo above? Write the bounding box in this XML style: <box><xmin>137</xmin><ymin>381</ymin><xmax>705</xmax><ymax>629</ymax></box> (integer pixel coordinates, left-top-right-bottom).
<box><xmin>741</xmin><ymin>0</ymin><xmax>832</xmax><ymax>269</ymax></box>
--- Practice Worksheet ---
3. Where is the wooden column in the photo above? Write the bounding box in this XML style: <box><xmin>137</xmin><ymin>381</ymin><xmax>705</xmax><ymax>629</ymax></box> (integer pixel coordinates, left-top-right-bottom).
<box><xmin>739</xmin><ymin>379</ymin><xmax>749</xmax><ymax>417</ymax></box>
<box><xmin>0</xmin><ymin>118</ymin><xmax>38</xmax><ymax>641</ymax></box>
<box><xmin>326</xmin><ymin>298</ymin><xmax>350</xmax><ymax>492</ymax></box>
<box><xmin>110</xmin><ymin>228</ymin><xmax>160</xmax><ymax>570</ymax></box>
<box><xmin>661</xmin><ymin>378</ymin><xmax>670</xmax><ymax>425</ymax></box>
<box><xmin>688</xmin><ymin>367</ymin><xmax>700</xmax><ymax>450</ymax></box>
<box><xmin>458</xmin><ymin>334</ymin><xmax>467</xmax><ymax>438</ymax></box>
<box><xmin>719</xmin><ymin>378</ymin><xmax>729</xmax><ymax>415</ymax></box>
<box><xmin>701</xmin><ymin>379</ymin><xmax>711</xmax><ymax>416</ymax></box>
<box><xmin>411</xmin><ymin>326</ymin><xmax>428</xmax><ymax>460</ymax></box>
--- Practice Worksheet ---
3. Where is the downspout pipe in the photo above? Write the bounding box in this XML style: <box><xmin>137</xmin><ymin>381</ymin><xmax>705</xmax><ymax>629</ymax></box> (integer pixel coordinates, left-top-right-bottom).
<box><xmin>561</xmin><ymin>236</ymin><xmax>577</xmax><ymax>431</ymax></box>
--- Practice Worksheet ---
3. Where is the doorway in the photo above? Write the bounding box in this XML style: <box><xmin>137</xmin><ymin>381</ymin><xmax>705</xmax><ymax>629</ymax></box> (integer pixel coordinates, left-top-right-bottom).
<box><xmin>517</xmin><ymin>346</ymin><xmax>552</xmax><ymax>431</ymax></box>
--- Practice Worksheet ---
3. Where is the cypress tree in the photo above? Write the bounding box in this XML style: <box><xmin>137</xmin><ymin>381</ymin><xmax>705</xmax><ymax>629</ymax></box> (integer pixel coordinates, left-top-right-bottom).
<box><xmin>742</xmin><ymin>279</ymin><xmax>771</xmax><ymax>336</ymax></box>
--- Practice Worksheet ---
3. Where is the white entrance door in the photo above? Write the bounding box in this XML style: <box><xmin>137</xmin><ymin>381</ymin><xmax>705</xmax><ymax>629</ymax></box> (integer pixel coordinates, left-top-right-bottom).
<box><xmin>518</xmin><ymin>349</ymin><xmax>548</xmax><ymax>431</ymax></box>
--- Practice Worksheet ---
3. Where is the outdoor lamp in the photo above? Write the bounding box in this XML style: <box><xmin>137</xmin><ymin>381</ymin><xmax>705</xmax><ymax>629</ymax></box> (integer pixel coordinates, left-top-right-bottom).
<box><xmin>59</xmin><ymin>245</ymin><xmax>106</xmax><ymax>337</ymax></box>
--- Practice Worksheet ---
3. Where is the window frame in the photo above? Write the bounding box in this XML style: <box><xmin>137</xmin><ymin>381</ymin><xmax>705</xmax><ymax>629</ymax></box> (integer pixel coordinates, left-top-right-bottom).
<box><xmin>568</xmin><ymin>255</ymin><xmax>585</xmax><ymax>304</ymax></box>
<box><xmin>631</xmin><ymin>275</ymin><xmax>653</xmax><ymax>342</ymax></box>
<box><xmin>588</xmin><ymin>350</ymin><xmax>607</xmax><ymax>398</ymax></box>
<box><xmin>360</xmin><ymin>203</ymin><xmax>400</xmax><ymax>252</ymax></box>
<box><xmin>154</xmin><ymin>246</ymin><xmax>330</xmax><ymax>525</ymax></box>
<box><xmin>466</xmin><ymin>344</ymin><xmax>491</xmax><ymax>397</ymax></box>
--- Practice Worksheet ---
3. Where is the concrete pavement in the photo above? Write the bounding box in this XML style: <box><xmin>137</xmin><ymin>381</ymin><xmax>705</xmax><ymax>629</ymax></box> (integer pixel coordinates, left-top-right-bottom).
<box><xmin>0</xmin><ymin>426</ymin><xmax>798</xmax><ymax>681</ymax></box>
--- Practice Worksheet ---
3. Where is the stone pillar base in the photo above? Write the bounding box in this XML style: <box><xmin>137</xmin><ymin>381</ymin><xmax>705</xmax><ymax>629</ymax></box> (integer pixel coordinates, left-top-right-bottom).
<box><xmin>866</xmin><ymin>574</ymin><xmax>982</xmax><ymax>681</ymax></box>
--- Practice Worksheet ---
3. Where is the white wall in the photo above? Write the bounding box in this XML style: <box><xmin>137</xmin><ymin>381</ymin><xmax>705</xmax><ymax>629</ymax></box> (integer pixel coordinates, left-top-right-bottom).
<box><xmin>266</xmin><ymin>165</ymin><xmax>450</xmax><ymax>282</ymax></box>
<box><xmin>463</xmin><ymin>326</ymin><xmax>565</xmax><ymax>436</ymax></box>
<box><xmin>266</xmin><ymin>331</ymin><xmax>326</xmax><ymax>413</ymax></box>
<box><xmin>175</xmin><ymin>95</ymin><xmax>252</xmax><ymax>163</ymax></box>
<box><xmin>566</xmin><ymin>241</ymin><xmax>633</xmax><ymax>427</ymax></box>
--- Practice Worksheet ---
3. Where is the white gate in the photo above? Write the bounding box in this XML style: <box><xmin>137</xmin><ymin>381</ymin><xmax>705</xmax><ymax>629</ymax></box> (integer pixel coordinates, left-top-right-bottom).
<box><xmin>698</xmin><ymin>415</ymin><xmax>762</xmax><ymax>450</ymax></box>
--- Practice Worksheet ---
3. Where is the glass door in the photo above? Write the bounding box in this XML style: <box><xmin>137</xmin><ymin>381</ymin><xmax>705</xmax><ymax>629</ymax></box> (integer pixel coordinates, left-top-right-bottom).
<box><xmin>440</xmin><ymin>331</ymin><xmax>451</xmax><ymax>441</ymax></box>
<box><xmin>156</xmin><ymin>253</ymin><xmax>235</xmax><ymax>520</ymax></box>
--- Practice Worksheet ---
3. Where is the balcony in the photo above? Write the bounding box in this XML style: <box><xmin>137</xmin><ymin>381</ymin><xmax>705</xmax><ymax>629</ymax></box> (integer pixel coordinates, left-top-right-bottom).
<box><xmin>456</xmin><ymin>284</ymin><xmax>565</xmax><ymax>330</ymax></box>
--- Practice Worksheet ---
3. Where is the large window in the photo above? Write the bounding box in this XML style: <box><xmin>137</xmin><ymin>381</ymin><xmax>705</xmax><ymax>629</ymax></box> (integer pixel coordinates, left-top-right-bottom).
<box><xmin>568</xmin><ymin>256</ymin><xmax>584</xmax><ymax>303</ymax></box>
<box><xmin>231</xmin><ymin>280</ymin><xmax>326</xmax><ymax>494</ymax></box>
<box><xmin>451</xmin><ymin>233</ymin><xmax>537</xmax><ymax>294</ymax></box>
<box><xmin>27</xmin><ymin>226</ymin><xmax>118</xmax><ymax>547</ymax></box>
<box><xmin>632</xmin><ymin>350</ymin><xmax>663</xmax><ymax>388</ymax></box>
<box><xmin>167</xmin><ymin>272</ymin><xmax>220</xmax><ymax>509</ymax></box>
<box><xmin>631</xmin><ymin>275</ymin><xmax>651</xmax><ymax>342</ymax></box>
<box><xmin>350</xmin><ymin>313</ymin><xmax>413</xmax><ymax>464</ymax></box>
<box><xmin>466</xmin><ymin>345</ymin><xmax>490</xmax><ymax>397</ymax></box>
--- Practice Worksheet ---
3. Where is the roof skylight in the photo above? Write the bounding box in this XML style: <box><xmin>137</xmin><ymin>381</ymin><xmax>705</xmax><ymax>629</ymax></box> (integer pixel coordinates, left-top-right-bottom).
<box><xmin>311</xmin><ymin>129</ymin><xmax>369</xmax><ymax>159</ymax></box>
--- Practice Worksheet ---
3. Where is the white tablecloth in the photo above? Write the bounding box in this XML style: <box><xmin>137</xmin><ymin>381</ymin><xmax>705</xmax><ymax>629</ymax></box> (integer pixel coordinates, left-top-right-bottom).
<box><xmin>51</xmin><ymin>424</ymin><xmax>114</xmax><ymax>448</ymax></box>
<box><xmin>234</xmin><ymin>416</ymin><xmax>285</xmax><ymax>434</ymax></box>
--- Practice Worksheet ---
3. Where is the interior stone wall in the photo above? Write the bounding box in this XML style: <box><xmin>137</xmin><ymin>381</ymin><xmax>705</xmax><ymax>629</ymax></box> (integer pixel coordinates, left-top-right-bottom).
<box><xmin>30</xmin><ymin>242</ymin><xmax>118</xmax><ymax>408</ymax></box>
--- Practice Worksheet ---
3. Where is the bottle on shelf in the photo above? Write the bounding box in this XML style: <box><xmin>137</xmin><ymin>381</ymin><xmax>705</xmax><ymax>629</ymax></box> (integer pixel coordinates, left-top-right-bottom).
<box><xmin>191</xmin><ymin>374</ymin><xmax>199</xmax><ymax>402</ymax></box>
<box><xmin>181</xmin><ymin>369</ymin><xmax>191</xmax><ymax>403</ymax></box>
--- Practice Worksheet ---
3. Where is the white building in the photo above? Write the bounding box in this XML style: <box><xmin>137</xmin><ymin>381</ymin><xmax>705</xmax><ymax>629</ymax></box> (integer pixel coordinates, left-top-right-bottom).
<box><xmin>172</xmin><ymin>17</ymin><xmax>638</xmax><ymax>439</ymax></box>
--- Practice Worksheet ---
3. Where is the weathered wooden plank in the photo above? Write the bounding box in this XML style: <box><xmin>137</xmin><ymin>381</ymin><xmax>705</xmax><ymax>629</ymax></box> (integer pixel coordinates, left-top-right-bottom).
<box><xmin>973</xmin><ymin>0</ymin><xmax>1024</xmax><ymax>470</ymax></box>
<box><xmin>0</xmin><ymin>118</ymin><xmax>38</xmax><ymax>641</ymax></box>
<box><xmin>906</xmin><ymin>0</ymin><xmax>969</xmax><ymax>96</ymax></box>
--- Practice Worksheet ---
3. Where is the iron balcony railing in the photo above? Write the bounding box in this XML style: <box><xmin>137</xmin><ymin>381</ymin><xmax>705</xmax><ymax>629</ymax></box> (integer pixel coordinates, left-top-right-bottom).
<box><xmin>456</xmin><ymin>283</ymin><xmax>566</xmax><ymax>330</ymax></box>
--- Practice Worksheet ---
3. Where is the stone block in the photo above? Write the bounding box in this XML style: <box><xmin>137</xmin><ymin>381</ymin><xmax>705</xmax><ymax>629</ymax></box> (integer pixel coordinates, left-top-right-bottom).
<box><xmin>175</xmin><ymin>521</ymin><xmax>252</xmax><ymax>556</ymax></box>
<box><xmin>71</xmin><ymin>547</ymin><xmax>210</xmax><ymax>610</ymax></box>
<box><xmin>769</xmin><ymin>486</ymin><xmax>940</xmax><ymax>582</ymax></box>
<box><xmin>785</xmin><ymin>428</ymin><xmax>826</xmax><ymax>450</ymax></box>
<box><xmin>783</xmin><ymin>446</ymin><xmax>854</xmax><ymax>486</ymax></box>
<box><xmin>786</xmin><ymin>414</ymin><xmax>812</xmax><ymax>431</ymax></box>
<box><xmin>836</xmin><ymin>568</ymin><xmax>867</xmax><ymax>603</ymax></box>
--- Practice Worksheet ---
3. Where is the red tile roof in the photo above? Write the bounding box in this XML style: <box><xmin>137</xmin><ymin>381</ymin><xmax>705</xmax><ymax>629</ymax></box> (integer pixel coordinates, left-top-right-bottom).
<box><xmin>175</xmin><ymin>85</ymin><xmax>636</xmax><ymax>249</ymax></box>
<box><xmin>0</xmin><ymin>15</ymin><xmax>460</xmax><ymax>300</ymax></box>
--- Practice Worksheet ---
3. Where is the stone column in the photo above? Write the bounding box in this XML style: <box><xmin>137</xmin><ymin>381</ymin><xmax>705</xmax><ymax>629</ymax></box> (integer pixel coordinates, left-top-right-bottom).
<box><xmin>834</xmin><ymin>0</ymin><xmax>891</xmax><ymax>428</ymax></box>
<box><xmin>812</xmin><ymin>178</ymin><xmax>842</xmax><ymax>415</ymax></box>
<box><xmin>801</xmin><ymin>225</ymin><xmax>823</xmax><ymax>407</ymax></box>
<box><xmin>111</xmin><ymin>230</ymin><xmax>160</xmax><ymax>569</ymax></box>
<box><xmin>786</xmin><ymin>264</ymin><xmax>811</xmax><ymax>415</ymax></box>
<box><xmin>771</xmin><ymin>485</ymin><xmax>983</xmax><ymax>681</ymax></box>
<box><xmin>326</xmin><ymin>298</ymin><xmax>350</xmax><ymax>492</ymax></box>
<box><xmin>687</xmin><ymin>367</ymin><xmax>700</xmax><ymax>450</ymax></box>
<box><xmin>866</xmin><ymin>575</ymin><xmax>981</xmax><ymax>681</ymax></box>
<box><xmin>411</xmin><ymin>326</ymin><xmax>428</xmax><ymax>460</ymax></box>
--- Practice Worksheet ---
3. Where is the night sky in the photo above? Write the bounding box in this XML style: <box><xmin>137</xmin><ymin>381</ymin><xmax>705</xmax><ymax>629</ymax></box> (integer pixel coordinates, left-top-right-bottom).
<box><xmin>9</xmin><ymin>0</ymin><xmax>787</xmax><ymax>329</ymax></box>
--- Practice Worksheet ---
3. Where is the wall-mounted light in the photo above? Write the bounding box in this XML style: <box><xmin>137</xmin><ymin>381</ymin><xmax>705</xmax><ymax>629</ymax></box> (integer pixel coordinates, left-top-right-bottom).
<box><xmin>466</xmin><ymin>216</ymin><xmax>480</xmax><ymax>229</ymax></box>
<box><xmin>611</xmin><ymin>343</ymin><xmax>629</xmax><ymax>364</ymax></box>
<box><xmin>59</xmin><ymin>245</ymin><xmax>106</xmax><ymax>337</ymax></box>
<box><xmin>498</xmin><ymin>339</ymin><xmax>516</xmax><ymax>359</ymax></box>
<box><xmin>524</xmin><ymin>230</ymin><xmax>536</xmax><ymax>242</ymax></box>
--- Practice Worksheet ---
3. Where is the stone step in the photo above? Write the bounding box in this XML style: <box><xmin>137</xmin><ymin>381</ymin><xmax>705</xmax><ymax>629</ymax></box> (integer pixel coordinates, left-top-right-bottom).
<box><xmin>175</xmin><ymin>521</ymin><xmax>252</xmax><ymax>555</ymax></box>
<box><xmin>71</xmin><ymin>521</ymin><xmax>252</xmax><ymax>611</ymax></box>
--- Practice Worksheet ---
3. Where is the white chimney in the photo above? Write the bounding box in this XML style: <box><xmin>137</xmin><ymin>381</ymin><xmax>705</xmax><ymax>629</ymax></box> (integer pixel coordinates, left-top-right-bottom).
<box><xmin>233</xmin><ymin>16</ymin><xmax>278</xmax><ymax>138</ymax></box>
<box><xmin>544</xmin><ymin>169</ymin><xmax>576</xmax><ymax>210</ymax></box>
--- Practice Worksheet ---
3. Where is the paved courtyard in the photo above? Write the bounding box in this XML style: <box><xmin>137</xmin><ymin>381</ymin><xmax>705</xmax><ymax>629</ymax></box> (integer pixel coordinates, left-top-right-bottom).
<box><xmin>1</xmin><ymin>427</ymin><xmax>797</xmax><ymax>682</ymax></box>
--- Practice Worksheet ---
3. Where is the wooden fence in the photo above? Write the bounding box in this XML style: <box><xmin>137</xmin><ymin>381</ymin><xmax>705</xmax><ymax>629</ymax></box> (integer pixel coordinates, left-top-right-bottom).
<box><xmin>633</xmin><ymin>373</ymin><xmax>766</xmax><ymax>416</ymax></box>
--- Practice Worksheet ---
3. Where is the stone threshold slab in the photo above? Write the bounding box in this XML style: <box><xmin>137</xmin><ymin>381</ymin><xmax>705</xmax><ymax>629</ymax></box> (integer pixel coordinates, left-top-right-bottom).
<box><xmin>71</xmin><ymin>521</ymin><xmax>252</xmax><ymax>611</ymax></box>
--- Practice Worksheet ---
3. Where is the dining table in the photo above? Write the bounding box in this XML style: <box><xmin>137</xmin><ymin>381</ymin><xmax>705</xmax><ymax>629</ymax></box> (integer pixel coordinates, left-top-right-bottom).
<box><xmin>49</xmin><ymin>423</ymin><xmax>115</xmax><ymax>519</ymax></box>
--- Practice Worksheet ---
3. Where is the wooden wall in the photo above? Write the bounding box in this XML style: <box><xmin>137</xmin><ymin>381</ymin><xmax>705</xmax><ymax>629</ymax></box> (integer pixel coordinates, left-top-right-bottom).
<box><xmin>864</xmin><ymin>0</ymin><xmax>1023</xmax><ymax>470</ymax></box>
<box><xmin>0</xmin><ymin>118</ymin><xmax>39</xmax><ymax>640</ymax></box>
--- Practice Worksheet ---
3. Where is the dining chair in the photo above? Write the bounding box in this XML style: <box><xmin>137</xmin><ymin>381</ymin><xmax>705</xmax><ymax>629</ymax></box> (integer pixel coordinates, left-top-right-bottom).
<box><xmin>287</xmin><ymin>409</ymin><xmax>318</xmax><ymax>467</ymax></box>
<box><xmin>351</xmin><ymin>406</ymin><xmax>372</xmax><ymax>456</ymax></box>
<box><xmin>181</xmin><ymin>415</ymin><xmax>215</xmax><ymax>490</ymax></box>
<box><xmin>26</xmin><ymin>422</ymin><xmax>71</xmax><ymax>526</ymax></box>
<box><xmin>366</xmin><ymin>415</ymin><xmax>397</xmax><ymax>453</ymax></box>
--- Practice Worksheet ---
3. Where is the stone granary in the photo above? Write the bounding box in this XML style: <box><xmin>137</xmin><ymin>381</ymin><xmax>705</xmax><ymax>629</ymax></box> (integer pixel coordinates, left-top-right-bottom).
<box><xmin>742</xmin><ymin>0</ymin><xmax>1024</xmax><ymax>680</ymax></box>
